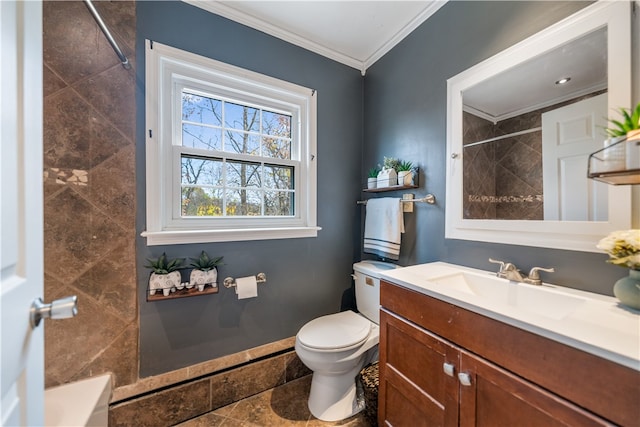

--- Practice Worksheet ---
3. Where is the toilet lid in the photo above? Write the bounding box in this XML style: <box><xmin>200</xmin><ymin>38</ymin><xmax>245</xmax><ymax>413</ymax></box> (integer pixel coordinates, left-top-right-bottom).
<box><xmin>297</xmin><ymin>311</ymin><xmax>372</xmax><ymax>350</ymax></box>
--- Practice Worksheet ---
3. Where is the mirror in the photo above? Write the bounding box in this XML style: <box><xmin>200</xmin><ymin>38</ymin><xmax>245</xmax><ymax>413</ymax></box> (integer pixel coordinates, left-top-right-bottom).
<box><xmin>446</xmin><ymin>1</ymin><xmax>632</xmax><ymax>252</ymax></box>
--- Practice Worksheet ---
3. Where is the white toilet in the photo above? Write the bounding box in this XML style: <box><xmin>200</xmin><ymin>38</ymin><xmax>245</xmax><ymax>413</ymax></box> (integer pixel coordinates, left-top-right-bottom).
<box><xmin>295</xmin><ymin>260</ymin><xmax>399</xmax><ymax>422</ymax></box>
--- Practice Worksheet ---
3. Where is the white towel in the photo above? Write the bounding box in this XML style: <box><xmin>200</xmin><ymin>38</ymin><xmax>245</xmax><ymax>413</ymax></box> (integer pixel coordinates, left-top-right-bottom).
<box><xmin>363</xmin><ymin>198</ymin><xmax>404</xmax><ymax>260</ymax></box>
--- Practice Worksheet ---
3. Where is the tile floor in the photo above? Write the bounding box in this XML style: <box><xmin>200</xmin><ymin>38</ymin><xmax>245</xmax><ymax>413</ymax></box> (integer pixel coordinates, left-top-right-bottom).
<box><xmin>177</xmin><ymin>375</ymin><xmax>372</xmax><ymax>427</ymax></box>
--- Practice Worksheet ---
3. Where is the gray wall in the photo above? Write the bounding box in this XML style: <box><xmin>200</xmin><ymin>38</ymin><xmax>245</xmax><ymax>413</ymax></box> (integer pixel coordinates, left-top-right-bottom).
<box><xmin>362</xmin><ymin>1</ymin><xmax>632</xmax><ymax>295</ymax></box>
<box><xmin>136</xmin><ymin>0</ymin><xmax>634</xmax><ymax>377</ymax></box>
<box><xmin>136</xmin><ymin>1</ymin><xmax>364</xmax><ymax>376</ymax></box>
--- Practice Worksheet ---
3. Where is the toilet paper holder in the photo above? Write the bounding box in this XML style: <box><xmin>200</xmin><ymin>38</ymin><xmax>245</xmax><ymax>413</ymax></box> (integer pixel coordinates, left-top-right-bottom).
<box><xmin>223</xmin><ymin>273</ymin><xmax>267</xmax><ymax>288</ymax></box>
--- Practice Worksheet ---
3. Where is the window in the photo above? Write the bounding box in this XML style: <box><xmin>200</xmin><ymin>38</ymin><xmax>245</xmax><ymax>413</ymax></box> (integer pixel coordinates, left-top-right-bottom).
<box><xmin>143</xmin><ymin>41</ymin><xmax>318</xmax><ymax>245</ymax></box>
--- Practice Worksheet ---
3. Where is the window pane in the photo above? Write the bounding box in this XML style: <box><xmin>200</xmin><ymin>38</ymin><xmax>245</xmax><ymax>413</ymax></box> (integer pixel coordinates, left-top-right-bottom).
<box><xmin>225</xmin><ymin>189</ymin><xmax>262</xmax><ymax>216</ymax></box>
<box><xmin>225</xmin><ymin>102</ymin><xmax>259</xmax><ymax>132</ymax></box>
<box><xmin>181</xmin><ymin>187</ymin><xmax>223</xmax><ymax>217</ymax></box>
<box><xmin>264</xmin><ymin>164</ymin><xmax>293</xmax><ymax>189</ymax></box>
<box><xmin>225</xmin><ymin>131</ymin><xmax>260</xmax><ymax>155</ymax></box>
<box><xmin>262</xmin><ymin>136</ymin><xmax>291</xmax><ymax>159</ymax></box>
<box><xmin>264</xmin><ymin>191</ymin><xmax>293</xmax><ymax>216</ymax></box>
<box><xmin>226</xmin><ymin>161</ymin><xmax>261</xmax><ymax>188</ymax></box>
<box><xmin>263</xmin><ymin>110</ymin><xmax>291</xmax><ymax>138</ymax></box>
<box><xmin>181</xmin><ymin>156</ymin><xmax>222</xmax><ymax>185</ymax></box>
<box><xmin>182</xmin><ymin>124</ymin><xmax>222</xmax><ymax>151</ymax></box>
<box><xmin>182</xmin><ymin>92</ymin><xmax>221</xmax><ymax>126</ymax></box>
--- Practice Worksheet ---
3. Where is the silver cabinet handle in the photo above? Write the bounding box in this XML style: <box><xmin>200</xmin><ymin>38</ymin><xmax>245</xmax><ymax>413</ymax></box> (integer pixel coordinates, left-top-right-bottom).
<box><xmin>458</xmin><ymin>372</ymin><xmax>472</xmax><ymax>386</ymax></box>
<box><xmin>443</xmin><ymin>362</ymin><xmax>455</xmax><ymax>377</ymax></box>
<box><xmin>30</xmin><ymin>295</ymin><xmax>78</xmax><ymax>328</ymax></box>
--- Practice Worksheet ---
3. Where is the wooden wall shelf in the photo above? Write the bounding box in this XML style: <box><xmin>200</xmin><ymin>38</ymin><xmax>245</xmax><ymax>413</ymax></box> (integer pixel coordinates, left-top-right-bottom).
<box><xmin>147</xmin><ymin>285</ymin><xmax>218</xmax><ymax>301</ymax></box>
<box><xmin>363</xmin><ymin>184</ymin><xmax>418</xmax><ymax>193</ymax></box>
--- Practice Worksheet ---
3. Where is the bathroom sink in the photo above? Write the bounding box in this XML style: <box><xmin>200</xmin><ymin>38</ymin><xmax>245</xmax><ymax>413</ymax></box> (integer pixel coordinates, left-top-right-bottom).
<box><xmin>429</xmin><ymin>272</ymin><xmax>586</xmax><ymax>320</ymax></box>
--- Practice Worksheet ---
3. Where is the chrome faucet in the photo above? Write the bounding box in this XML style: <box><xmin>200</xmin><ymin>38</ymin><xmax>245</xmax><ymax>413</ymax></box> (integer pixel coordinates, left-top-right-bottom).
<box><xmin>488</xmin><ymin>259</ymin><xmax>554</xmax><ymax>285</ymax></box>
<box><xmin>523</xmin><ymin>266</ymin><xmax>555</xmax><ymax>286</ymax></box>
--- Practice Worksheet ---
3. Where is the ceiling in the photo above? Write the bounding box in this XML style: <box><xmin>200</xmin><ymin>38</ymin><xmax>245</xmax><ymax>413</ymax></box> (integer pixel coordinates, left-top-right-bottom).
<box><xmin>463</xmin><ymin>27</ymin><xmax>607</xmax><ymax>123</ymax></box>
<box><xmin>184</xmin><ymin>0</ymin><xmax>448</xmax><ymax>74</ymax></box>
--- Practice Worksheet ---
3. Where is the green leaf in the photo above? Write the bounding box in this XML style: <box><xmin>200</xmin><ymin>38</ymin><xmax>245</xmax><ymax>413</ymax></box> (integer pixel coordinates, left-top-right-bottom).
<box><xmin>631</xmin><ymin>103</ymin><xmax>640</xmax><ymax>129</ymax></box>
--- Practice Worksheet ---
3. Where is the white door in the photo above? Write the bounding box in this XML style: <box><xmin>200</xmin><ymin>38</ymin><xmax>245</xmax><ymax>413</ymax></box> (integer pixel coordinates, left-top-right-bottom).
<box><xmin>1</xmin><ymin>1</ymin><xmax>44</xmax><ymax>425</ymax></box>
<box><xmin>542</xmin><ymin>93</ymin><xmax>608</xmax><ymax>221</ymax></box>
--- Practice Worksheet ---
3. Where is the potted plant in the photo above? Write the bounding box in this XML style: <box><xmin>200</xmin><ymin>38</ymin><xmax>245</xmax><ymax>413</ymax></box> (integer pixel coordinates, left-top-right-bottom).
<box><xmin>605</xmin><ymin>103</ymin><xmax>640</xmax><ymax>170</ymax></box>
<box><xmin>397</xmin><ymin>160</ymin><xmax>414</xmax><ymax>186</ymax></box>
<box><xmin>604</xmin><ymin>102</ymin><xmax>640</xmax><ymax>140</ymax></box>
<box><xmin>189</xmin><ymin>251</ymin><xmax>223</xmax><ymax>291</ymax></box>
<box><xmin>146</xmin><ymin>253</ymin><xmax>184</xmax><ymax>296</ymax></box>
<box><xmin>367</xmin><ymin>167</ymin><xmax>380</xmax><ymax>189</ymax></box>
<box><xmin>378</xmin><ymin>157</ymin><xmax>399</xmax><ymax>187</ymax></box>
<box><xmin>382</xmin><ymin>156</ymin><xmax>400</xmax><ymax>172</ymax></box>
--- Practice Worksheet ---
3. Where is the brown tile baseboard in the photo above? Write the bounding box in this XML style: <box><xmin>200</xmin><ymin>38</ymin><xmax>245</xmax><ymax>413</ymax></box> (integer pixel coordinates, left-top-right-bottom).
<box><xmin>109</xmin><ymin>337</ymin><xmax>311</xmax><ymax>427</ymax></box>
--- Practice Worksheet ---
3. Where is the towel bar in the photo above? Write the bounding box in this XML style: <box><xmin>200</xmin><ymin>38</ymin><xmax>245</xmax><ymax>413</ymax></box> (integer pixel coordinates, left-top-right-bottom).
<box><xmin>357</xmin><ymin>194</ymin><xmax>435</xmax><ymax>205</ymax></box>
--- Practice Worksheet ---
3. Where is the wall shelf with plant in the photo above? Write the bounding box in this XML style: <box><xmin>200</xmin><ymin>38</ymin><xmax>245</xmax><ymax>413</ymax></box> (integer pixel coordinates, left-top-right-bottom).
<box><xmin>145</xmin><ymin>251</ymin><xmax>224</xmax><ymax>301</ymax></box>
<box><xmin>364</xmin><ymin>157</ymin><xmax>420</xmax><ymax>192</ymax></box>
<box><xmin>588</xmin><ymin>102</ymin><xmax>640</xmax><ymax>185</ymax></box>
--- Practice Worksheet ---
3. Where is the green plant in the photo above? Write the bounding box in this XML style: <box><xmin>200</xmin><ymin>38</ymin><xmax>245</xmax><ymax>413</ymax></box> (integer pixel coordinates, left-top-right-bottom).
<box><xmin>190</xmin><ymin>251</ymin><xmax>224</xmax><ymax>271</ymax></box>
<box><xmin>397</xmin><ymin>160</ymin><xmax>413</xmax><ymax>172</ymax></box>
<box><xmin>604</xmin><ymin>102</ymin><xmax>640</xmax><ymax>138</ymax></box>
<box><xmin>368</xmin><ymin>167</ymin><xmax>380</xmax><ymax>178</ymax></box>
<box><xmin>145</xmin><ymin>253</ymin><xmax>184</xmax><ymax>274</ymax></box>
<box><xmin>383</xmin><ymin>156</ymin><xmax>400</xmax><ymax>171</ymax></box>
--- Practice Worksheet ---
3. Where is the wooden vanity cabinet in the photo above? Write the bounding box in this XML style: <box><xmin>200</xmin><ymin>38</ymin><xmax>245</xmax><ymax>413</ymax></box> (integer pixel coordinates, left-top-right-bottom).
<box><xmin>379</xmin><ymin>280</ymin><xmax>639</xmax><ymax>427</ymax></box>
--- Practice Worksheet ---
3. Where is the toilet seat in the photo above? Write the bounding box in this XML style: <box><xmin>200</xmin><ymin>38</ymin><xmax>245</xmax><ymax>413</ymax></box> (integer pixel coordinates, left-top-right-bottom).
<box><xmin>297</xmin><ymin>310</ymin><xmax>372</xmax><ymax>351</ymax></box>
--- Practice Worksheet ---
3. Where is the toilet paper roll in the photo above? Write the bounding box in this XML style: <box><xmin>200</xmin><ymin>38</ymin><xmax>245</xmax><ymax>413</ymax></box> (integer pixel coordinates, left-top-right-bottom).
<box><xmin>235</xmin><ymin>276</ymin><xmax>258</xmax><ymax>299</ymax></box>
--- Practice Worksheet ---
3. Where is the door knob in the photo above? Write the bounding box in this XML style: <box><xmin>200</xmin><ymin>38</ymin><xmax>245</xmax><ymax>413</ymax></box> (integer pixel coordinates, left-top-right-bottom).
<box><xmin>30</xmin><ymin>295</ymin><xmax>78</xmax><ymax>328</ymax></box>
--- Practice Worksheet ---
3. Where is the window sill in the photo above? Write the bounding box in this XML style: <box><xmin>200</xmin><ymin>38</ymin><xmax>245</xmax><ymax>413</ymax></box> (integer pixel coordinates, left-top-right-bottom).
<box><xmin>141</xmin><ymin>226</ymin><xmax>321</xmax><ymax>246</ymax></box>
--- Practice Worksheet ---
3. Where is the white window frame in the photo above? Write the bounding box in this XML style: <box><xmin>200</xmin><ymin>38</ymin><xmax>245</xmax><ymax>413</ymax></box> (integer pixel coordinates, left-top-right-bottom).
<box><xmin>142</xmin><ymin>40</ymin><xmax>319</xmax><ymax>245</ymax></box>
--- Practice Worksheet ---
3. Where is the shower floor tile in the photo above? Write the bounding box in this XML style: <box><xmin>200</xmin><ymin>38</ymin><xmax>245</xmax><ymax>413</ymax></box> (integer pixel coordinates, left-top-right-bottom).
<box><xmin>177</xmin><ymin>375</ymin><xmax>371</xmax><ymax>427</ymax></box>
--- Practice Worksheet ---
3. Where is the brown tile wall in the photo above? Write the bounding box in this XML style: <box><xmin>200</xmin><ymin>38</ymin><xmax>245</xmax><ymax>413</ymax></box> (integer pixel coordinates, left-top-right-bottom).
<box><xmin>43</xmin><ymin>0</ymin><xmax>138</xmax><ymax>388</ymax></box>
<box><xmin>109</xmin><ymin>350</ymin><xmax>311</xmax><ymax>427</ymax></box>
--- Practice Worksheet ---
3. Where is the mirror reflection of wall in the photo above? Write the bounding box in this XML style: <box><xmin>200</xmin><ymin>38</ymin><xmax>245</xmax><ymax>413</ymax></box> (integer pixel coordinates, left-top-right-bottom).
<box><xmin>463</xmin><ymin>90</ymin><xmax>607</xmax><ymax>220</ymax></box>
<box><xmin>461</xmin><ymin>27</ymin><xmax>608</xmax><ymax>221</ymax></box>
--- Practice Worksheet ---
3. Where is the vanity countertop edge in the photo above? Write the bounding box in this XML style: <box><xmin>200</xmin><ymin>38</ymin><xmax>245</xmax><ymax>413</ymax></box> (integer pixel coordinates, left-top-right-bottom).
<box><xmin>380</xmin><ymin>262</ymin><xmax>640</xmax><ymax>372</ymax></box>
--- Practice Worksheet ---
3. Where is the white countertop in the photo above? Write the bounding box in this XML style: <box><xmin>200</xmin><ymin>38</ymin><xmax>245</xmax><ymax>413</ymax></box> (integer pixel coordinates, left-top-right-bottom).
<box><xmin>380</xmin><ymin>262</ymin><xmax>640</xmax><ymax>372</ymax></box>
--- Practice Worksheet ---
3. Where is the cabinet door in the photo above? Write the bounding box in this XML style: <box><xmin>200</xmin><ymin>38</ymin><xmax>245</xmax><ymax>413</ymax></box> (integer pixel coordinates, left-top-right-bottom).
<box><xmin>458</xmin><ymin>350</ymin><xmax>611</xmax><ymax>427</ymax></box>
<box><xmin>379</xmin><ymin>310</ymin><xmax>459</xmax><ymax>427</ymax></box>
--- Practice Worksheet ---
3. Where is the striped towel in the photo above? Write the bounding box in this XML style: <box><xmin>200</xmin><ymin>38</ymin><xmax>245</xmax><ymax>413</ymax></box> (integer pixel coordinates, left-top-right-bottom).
<box><xmin>363</xmin><ymin>198</ymin><xmax>404</xmax><ymax>260</ymax></box>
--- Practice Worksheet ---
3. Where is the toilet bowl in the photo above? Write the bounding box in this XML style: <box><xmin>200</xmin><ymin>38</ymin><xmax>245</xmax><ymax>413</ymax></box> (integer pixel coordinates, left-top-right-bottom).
<box><xmin>295</xmin><ymin>261</ymin><xmax>398</xmax><ymax>422</ymax></box>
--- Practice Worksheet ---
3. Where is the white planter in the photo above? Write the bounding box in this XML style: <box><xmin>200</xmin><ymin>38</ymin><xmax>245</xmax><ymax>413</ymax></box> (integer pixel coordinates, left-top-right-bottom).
<box><xmin>377</xmin><ymin>168</ymin><xmax>397</xmax><ymax>187</ymax></box>
<box><xmin>398</xmin><ymin>170</ymin><xmax>413</xmax><ymax>186</ymax></box>
<box><xmin>625</xmin><ymin>129</ymin><xmax>640</xmax><ymax>170</ymax></box>
<box><xmin>189</xmin><ymin>268</ymin><xmax>218</xmax><ymax>291</ymax></box>
<box><xmin>603</xmin><ymin>136</ymin><xmax>627</xmax><ymax>171</ymax></box>
<box><xmin>149</xmin><ymin>271</ymin><xmax>181</xmax><ymax>296</ymax></box>
<box><xmin>367</xmin><ymin>177</ymin><xmax>377</xmax><ymax>189</ymax></box>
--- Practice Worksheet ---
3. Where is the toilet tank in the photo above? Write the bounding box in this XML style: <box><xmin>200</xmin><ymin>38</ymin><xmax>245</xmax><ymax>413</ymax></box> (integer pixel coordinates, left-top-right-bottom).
<box><xmin>353</xmin><ymin>260</ymin><xmax>399</xmax><ymax>324</ymax></box>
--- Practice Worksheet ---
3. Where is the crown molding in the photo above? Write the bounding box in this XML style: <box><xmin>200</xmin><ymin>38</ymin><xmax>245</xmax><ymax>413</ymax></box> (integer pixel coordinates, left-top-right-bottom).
<box><xmin>183</xmin><ymin>0</ymin><xmax>448</xmax><ymax>76</ymax></box>
<box><xmin>363</xmin><ymin>0</ymin><xmax>447</xmax><ymax>71</ymax></box>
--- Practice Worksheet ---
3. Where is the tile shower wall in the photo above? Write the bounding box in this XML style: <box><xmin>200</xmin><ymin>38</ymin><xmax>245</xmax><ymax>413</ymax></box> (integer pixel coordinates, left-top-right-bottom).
<box><xmin>462</xmin><ymin>90</ymin><xmax>605</xmax><ymax>220</ymax></box>
<box><xmin>462</xmin><ymin>111</ymin><xmax>543</xmax><ymax>220</ymax></box>
<box><xmin>43</xmin><ymin>0</ymin><xmax>138</xmax><ymax>388</ymax></box>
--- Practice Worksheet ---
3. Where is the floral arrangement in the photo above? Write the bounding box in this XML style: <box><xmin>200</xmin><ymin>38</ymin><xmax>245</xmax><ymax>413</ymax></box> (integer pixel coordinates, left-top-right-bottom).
<box><xmin>596</xmin><ymin>230</ymin><xmax>640</xmax><ymax>270</ymax></box>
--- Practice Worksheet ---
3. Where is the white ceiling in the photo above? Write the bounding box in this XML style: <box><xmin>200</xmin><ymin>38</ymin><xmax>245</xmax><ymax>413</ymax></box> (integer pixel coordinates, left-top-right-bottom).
<box><xmin>184</xmin><ymin>0</ymin><xmax>448</xmax><ymax>74</ymax></box>
<box><xmin>463</xmin><ymin>27</ymin><xmax>608</xmax><ymax>123</ymax></box>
